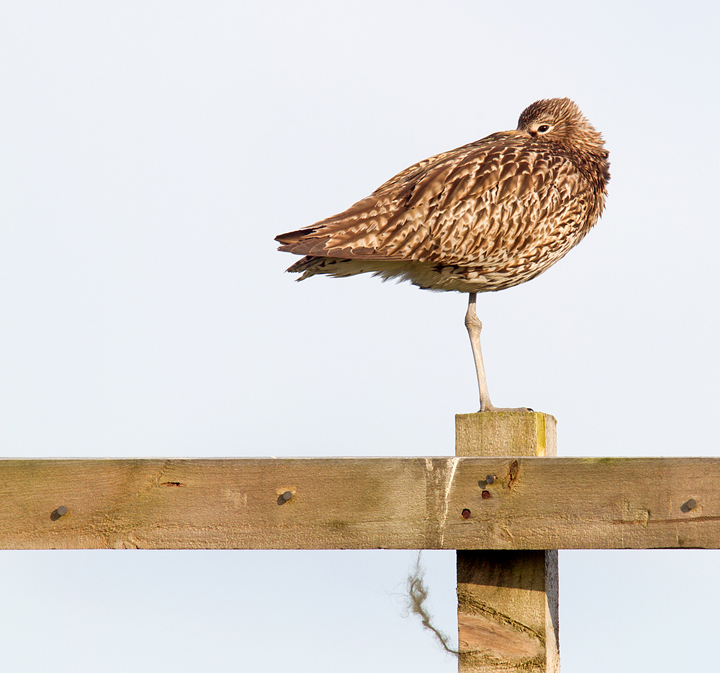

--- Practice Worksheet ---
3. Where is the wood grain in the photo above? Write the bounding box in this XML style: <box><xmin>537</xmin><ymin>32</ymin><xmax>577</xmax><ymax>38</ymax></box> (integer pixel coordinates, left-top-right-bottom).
<box><xmin>456</xmin><ymin>411</ymin><xmax>559</xmax><ymax>673</ymax></box>
<box><xmin>0</xmin><ymin>455</ymin><xmax>718</xmax><ymax>550</ymax></box>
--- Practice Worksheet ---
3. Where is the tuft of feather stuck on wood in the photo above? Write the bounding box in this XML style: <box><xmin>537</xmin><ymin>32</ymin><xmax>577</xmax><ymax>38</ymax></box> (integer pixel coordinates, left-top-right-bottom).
<box><xmin>406</xmin><ymin>552</ymin><xmax>459</xmax><ymax>657</ymax></box>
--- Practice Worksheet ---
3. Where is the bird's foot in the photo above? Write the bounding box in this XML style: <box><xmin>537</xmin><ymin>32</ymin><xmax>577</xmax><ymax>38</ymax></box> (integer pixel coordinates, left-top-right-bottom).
<box><xmin>478</xmin><ymin>404</ymin><xmax>534</xmax><ymax>413</ymax></box>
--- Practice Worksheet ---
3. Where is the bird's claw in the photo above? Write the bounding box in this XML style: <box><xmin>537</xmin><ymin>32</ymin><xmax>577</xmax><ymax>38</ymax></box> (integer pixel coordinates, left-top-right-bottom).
<box><xmin>478</xmin><ymin>406</ymin><xmax>534</xmax><ymax>413</ymax></box>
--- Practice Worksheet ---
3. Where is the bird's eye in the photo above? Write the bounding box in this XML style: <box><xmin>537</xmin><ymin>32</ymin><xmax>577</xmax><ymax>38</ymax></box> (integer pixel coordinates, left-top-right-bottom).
<box><xmin>537</xmin><ymin>124</ymin><xmax>551</xmax><ymax>133</ymax></box>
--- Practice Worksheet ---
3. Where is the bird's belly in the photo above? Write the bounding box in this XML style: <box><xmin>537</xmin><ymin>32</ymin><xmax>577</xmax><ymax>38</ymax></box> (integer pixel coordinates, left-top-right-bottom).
<box><xmin>392</xmin><ymin>223</ymin><xmax>589</xmax><ymax>292</ymax></box>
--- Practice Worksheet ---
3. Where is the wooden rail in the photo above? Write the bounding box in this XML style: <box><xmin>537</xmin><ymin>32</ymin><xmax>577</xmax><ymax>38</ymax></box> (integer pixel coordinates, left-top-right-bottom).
<box><xmin>1</xmin><ymin>456</ymin><xmax>717</xmax><ymax>550</ymax></box>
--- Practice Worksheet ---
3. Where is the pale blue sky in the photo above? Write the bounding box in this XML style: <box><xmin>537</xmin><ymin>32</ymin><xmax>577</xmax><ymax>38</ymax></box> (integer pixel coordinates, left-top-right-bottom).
<box><xmin>1</xmin><ymin>2</ymin><xmax>719</xmax><ymax>671</ymax></box>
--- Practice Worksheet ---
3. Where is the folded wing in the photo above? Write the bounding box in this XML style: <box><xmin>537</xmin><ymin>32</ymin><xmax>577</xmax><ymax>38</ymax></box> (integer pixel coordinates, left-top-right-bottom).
<box><xmin>275</xmin><ymin>132</ymin><xmax>586</xmax><ymax>269</ymax></box>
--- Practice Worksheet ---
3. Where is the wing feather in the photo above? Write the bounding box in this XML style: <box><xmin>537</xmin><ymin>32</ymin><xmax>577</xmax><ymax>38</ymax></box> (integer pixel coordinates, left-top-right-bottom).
<box><xmin>275</xmin><ymin>133</ymin><xmax>592</xmax><ymax>268</ymax></box>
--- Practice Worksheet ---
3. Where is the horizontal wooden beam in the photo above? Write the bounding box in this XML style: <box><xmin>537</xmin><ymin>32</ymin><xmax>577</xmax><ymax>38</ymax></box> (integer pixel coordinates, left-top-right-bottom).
<box><xmin>0</xmin><ymin>457</ymin><xmax>717</xmax><ymax>550</ymax></box>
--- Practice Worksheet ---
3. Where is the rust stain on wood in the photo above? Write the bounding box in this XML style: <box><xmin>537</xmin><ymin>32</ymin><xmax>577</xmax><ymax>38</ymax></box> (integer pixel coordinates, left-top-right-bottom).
<box><xmin>508</xmin><ymin>460</ymin><xmax>520</xmax><ymax>489</ymax></box>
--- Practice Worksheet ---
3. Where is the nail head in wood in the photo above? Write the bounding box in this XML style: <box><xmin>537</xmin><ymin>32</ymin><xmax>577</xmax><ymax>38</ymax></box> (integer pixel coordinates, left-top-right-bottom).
<box><xmin>681</xmin><ymin>499</ymin><xmax>698</xmax><ymax>513</ymax></box>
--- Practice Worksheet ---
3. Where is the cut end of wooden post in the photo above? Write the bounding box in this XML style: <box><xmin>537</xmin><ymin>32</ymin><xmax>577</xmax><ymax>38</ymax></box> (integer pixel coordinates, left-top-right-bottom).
<box><xmin>455</xmin><ymin>411</ymin><xmax>557</xmax><ymax>458</ymax></box>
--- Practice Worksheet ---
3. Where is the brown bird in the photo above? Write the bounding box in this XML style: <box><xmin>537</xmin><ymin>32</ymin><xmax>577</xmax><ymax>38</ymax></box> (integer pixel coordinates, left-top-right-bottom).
<box><xmin>276</xmin><ymin>98</ymin><xmax>610</xmax><ymax>411</ymax></box>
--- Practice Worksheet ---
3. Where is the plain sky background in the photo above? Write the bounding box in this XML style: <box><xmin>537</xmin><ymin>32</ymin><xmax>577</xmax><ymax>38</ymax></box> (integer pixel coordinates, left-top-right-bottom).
<box><xmin>1</xmin><ymin>1</ymin><xmax>719</xmax><ymax>671</ymax></box>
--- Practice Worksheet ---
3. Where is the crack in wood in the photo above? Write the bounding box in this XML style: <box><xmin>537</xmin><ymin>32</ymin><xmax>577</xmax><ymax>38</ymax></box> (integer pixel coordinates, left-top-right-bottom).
<box><xmin>612</xmin><ymin>514</ymin><xmax>720</xmax><ymax>525</ymax></box>
<box><xmin>439</xmin><ymin>457</ymin><xmax>459</xmax><ymax>546</ymax></box>
<box><xmin>457</xmin><ymin>589</ymin><xmax>546</xmax><ymax>645</ymax></box>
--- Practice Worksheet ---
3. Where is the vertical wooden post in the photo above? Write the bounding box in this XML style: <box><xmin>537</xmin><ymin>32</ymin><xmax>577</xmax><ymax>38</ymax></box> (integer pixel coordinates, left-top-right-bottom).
<box><xmin>456</xmin><ymin>411</ymin><xmax>559</xmax><ymax>672</ymax></box>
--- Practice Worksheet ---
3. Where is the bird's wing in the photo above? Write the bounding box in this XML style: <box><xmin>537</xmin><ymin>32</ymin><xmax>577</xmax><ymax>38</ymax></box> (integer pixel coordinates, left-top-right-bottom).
<box><xmin>273</xmin><ymin>144</ymin><xmax>469</xmax><ymax>257</ymax></box>
<box><xmin>275</xmin><ymin>133</ymin><xmax>588</xmax><ymax>267</ymax></box>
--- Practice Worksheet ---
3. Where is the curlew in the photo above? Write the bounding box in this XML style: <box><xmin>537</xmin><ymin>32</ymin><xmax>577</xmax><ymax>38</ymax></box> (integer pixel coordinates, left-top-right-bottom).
<box><xmin>275</xmin><ymin>98</ymin><xmax>610</xmax><ymax>411</ymax></box>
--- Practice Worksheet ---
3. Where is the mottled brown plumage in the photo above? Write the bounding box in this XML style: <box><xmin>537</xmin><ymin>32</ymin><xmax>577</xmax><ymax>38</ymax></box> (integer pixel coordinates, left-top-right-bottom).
<box><xmin>275</xmin><ymin>98</ymin><xmax>610</xmax><ymax>410</ymax></box>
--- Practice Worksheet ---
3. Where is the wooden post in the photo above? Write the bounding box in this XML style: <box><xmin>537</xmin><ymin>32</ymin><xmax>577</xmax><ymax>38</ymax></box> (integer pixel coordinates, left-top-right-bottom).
<box><xmin>456</xmin><ymin>411</ymin><xmax>559</xmax><ymax>672</ymax></box>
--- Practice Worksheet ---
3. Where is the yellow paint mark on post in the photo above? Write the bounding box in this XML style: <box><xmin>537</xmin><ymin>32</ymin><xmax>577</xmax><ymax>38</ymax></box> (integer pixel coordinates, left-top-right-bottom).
<box><xmin>535</xmin><ymin>413</ymin><xmax>547</xmax><ymax>457</ymax></box>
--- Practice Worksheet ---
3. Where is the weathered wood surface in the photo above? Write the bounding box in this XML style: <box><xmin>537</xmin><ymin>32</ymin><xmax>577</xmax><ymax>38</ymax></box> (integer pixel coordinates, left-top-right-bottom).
<box><xmin>457</xmin><ymin>550</ymin><xmax>558</xmax><ymax>672</ymax></box>
<box><xmin>0</xmin><ymin>455</ymin><xmax>718</xmax><ymax>550</ymax></box>
<box><xmin>456</xmin><ymin>411</ymin><xmax>559</xmax><ymax>673</ymax></box>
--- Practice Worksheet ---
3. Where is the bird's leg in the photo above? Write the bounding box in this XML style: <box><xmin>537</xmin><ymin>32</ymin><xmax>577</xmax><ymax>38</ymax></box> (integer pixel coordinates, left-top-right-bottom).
<box><xmin>464</xmin><ymin>293</ymin><xmax>532</xmax><ymax>413</ymax></box>
<box><xmin>465</xmin><ymin>292</ymin><xmax>495</xmax><ymax>412</ymax></box>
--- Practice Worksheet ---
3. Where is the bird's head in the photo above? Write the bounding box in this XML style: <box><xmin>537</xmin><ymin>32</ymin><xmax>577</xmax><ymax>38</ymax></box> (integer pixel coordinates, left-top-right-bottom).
<box><xmin>517</xmin><ymin>98</ymin><xmax>605</xmax><ymax>153</ymax></box>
